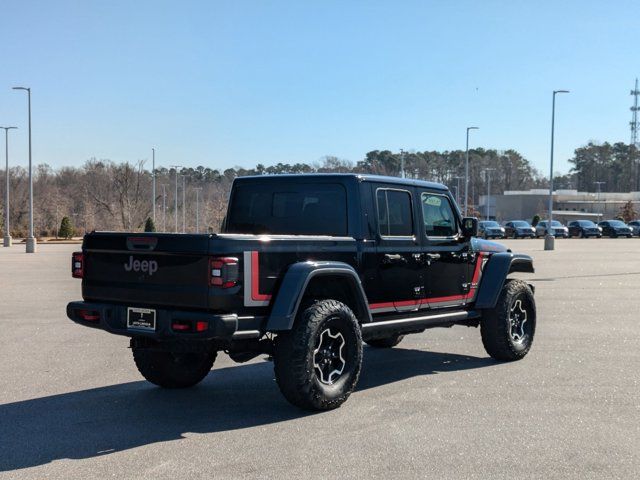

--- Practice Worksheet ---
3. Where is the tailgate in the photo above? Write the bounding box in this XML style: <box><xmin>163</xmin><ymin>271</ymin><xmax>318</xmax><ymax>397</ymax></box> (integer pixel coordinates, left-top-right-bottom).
<box><xmin>82</xmin><ymin>233</ymin><xmax>211</xmax><ymax>309</ymax></box>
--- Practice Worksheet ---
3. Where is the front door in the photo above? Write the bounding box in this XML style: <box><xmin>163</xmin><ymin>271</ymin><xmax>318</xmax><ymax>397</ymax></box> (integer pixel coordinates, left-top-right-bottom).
<box><xmin>416</xmin><ymin>190</ymin><xmax>474</xmax><ymax>308</ymax></box>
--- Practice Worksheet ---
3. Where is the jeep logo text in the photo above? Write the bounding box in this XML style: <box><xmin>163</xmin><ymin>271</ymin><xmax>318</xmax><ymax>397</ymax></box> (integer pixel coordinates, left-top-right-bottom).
<box><xmin>124</xmin><ymin>256</ymin><xmax>158</xmax><ymax>276</ymax></box>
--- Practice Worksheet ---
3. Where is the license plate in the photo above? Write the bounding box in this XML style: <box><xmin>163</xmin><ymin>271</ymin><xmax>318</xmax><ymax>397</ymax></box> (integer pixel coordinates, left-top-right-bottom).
<box><xmin>127</xmin><ymin>307</ymin><xmax>156</xmax><ymax>331</ymax></box>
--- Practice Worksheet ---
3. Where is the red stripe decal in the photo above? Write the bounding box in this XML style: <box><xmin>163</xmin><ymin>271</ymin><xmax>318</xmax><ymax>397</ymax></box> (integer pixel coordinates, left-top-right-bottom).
<box><xmin>368</xmin><ymin>253</ymin><xmax>485</xmax><ymax>310</ymax></box>
<box><xmin>251</xmin><ymin>251</ymin><xmax>272</xmax><ymax>302</ymax></box>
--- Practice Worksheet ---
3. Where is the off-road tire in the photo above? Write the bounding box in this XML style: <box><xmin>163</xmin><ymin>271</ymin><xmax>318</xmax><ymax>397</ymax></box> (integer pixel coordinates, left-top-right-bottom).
<box><xmin>481</xmin><ymin>279</ymin><xmax>536</xmax><ymax>361</ymax></box>
<box><xmin>273</xmin><ymin>299</ymin><xmax>363</xmax><ymax>411</ymax></box>
<box><xmin>365</xmin><ymin>334</ymin><xmax>405</xmax><ymax>348</ymax></box>
<box><xmin>132</xmin><ymin>344</ymin><xmax>217</xmax><ymax>388</ymax></box>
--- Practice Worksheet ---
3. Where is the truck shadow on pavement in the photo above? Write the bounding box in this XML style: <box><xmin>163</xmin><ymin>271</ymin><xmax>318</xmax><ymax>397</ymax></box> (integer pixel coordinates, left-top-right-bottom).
<box><xmin>0</xmin><ymin>348</ymin><xmax>493</xmax><ymax>472</ymax></box>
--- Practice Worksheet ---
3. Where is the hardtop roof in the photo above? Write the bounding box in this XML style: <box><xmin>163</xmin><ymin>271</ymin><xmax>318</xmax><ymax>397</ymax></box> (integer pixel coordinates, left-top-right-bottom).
<box><xmin>232</xmin><ymin>173</ymin><xmax>448</xmax><ymax>191</ymax></box>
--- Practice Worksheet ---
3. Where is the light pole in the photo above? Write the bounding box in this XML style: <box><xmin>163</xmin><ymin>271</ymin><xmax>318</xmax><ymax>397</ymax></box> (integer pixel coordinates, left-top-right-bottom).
<box><xmin>152</xmin><ymin>148</ymin><xmax>156</xmax><ymax>224</ymax></box>
<box><xmin>399</xmin><ymin>149</ymin><xmax>406</xmax><ymax>178</ymax></box>
<box><xmin>1</xmin><ymin>126</ymin><xmax>17</xmax><ymax>247</ymax></box>
<box><xmin>594</xmin><ymin>181</ymin><xmax>605</xmax><ymax>220</ymax></box>
<box><xmin>170</xmin><ymin>165</ymin><xmax>182</xmax><ymax>232</ymax></box>
<box><xmin>12</xmin><ymin>87</ymin><xmax>36</xmax><ymax>253</ymax></box>
<box><xmin>181</xmin><ymin>175</ymin><xmax>186</xmax><ymax>233</ymax></box>
<box><xmin>465</xmin><ymin>126</ymin><xmax>479</xmax><ymax>216</ymax></box>
<box><xmin>483</xmin><ymin>168</ymin><xmax>496</xmax><ymax>220</ymax></box>
<box><xmin>160</xmin><ymin>184</ymin><xmax>168</xmax><ymax>232</ymax></box>
<box><xmin>194</xmin><ymin>187</ymin><xmax>202</xmax><ymax>233</ymax></box>
<box><xmin>453</xmin><ymin>176</ymin><xmax>464</xmax><ymax>207</ymax></box>
<box><xmin>545</xmin><ymin>89</ymin><xmax>570</xmax><ymax>251</ymax></box>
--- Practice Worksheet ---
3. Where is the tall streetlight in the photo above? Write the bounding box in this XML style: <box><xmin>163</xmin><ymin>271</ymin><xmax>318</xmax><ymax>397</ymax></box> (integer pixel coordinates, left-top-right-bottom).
<box><xmin>453</xmin><ymin>175</ymin><xmax>464</xmax><ymax>207</ymax></box>
<box><xmin>545</xmin><ymin>89</ymin><xmax>570</xmax><ymax>251</ymax></box>
<box><xmin>594</xmin><ymin>181</ymin><xmax>605</xmax><ymax>220</ymax></box>
<box><xmin>151</xmin><ymin>148</ymin><xmax>156</xmax><ymax>224</ymax></box>
<box><xmin>160</xmin><ymin>183</ymin><xmax>168</xmax><ymax>232</ymax></box>
<box><xmin>181</xmin><ymin>175</ymin><xmax>186</xmax><ymax>233</ymax></box>
<box><xmin>399</xmin><ymin>149</ymin><xmax>406</xmax><ymax>179</ymax></box>
<box><xmin>465</xmin><ymin>126</ymin><xmax>479</xmax><ymax>216</ymax></box>
<box><xmin>194</xmin><ymin>187</ymin><xmax>202</xmax><ymax>233</ymax></box>
<box><xmin>483</xmin><ymin>168</ymin><xmax>496</xmax><ymax>220</ymax></box>
<box><xmin>1</xmin><ymin>126</ymin><xmax>17</xmax><ymax>247</ymax></box>
<box><xmin>170</xmin><ymin>165</ymin><xmax>182</xmax><ymax>232</ymax></box>
<box><xmin>12</xmin><ymin>87</ymin><xmax>36</xmax><ymax>253</ymax></box>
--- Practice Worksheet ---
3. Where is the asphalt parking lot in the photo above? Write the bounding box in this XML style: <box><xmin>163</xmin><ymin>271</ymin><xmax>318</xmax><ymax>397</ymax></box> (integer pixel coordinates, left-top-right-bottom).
<box><xmin>1</xmin><ymin>239</ymin><xmax>639</xmax><ymax>479</ymax></box>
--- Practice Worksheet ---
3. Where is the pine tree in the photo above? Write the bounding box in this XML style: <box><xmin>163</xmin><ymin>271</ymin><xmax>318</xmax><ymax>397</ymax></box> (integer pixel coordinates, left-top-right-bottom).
<box><xmin>144</xmin><ymin>217</ymin><xmax>156</xmax><ymax>232</ymax></box>
<box><xmin>58</xmin><ymin>216</ymin><xmax>74</xmax><ymax>239</ymax></box>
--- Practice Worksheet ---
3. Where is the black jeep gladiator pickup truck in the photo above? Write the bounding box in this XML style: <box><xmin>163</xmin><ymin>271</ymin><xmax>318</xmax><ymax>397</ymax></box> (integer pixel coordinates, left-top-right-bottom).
<box><xmin>67</xmin><ymin>174</ymin><xmax>536</xmax><ymax>410</ymax></box>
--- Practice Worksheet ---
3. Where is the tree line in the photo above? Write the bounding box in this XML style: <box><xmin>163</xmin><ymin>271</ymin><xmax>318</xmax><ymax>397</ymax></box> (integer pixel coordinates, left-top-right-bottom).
<box><xmin>0</xmin><ymin>143</ymin><xmax>635</xmax><ymax>237</ymax></box>
<box><xmin>563</xmin><ymin>142</ymin><xmax>640</xmax><ymax>192</ymax></box>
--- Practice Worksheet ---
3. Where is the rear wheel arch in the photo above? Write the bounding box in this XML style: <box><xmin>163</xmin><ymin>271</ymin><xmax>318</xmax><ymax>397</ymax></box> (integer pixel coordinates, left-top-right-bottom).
<box><xmin>266</xmin><ymin>262</ymin><xmax>372</xmax><ymax>332</ymax></box>
<box><xmin>300</xmin><ymin>274</ymin><xmax>370</xmax><ymax>324</ymax></box>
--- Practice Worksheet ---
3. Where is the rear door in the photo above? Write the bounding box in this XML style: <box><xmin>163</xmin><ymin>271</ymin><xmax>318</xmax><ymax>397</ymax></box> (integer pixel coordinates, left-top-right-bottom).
<box><xmin>416</xmin><ymin>190</ymin><xmax>474</xmax><ymax>308</ymax></box>
<box><xmin>368</xmin><ymin>185</ymin><xmax>425</xmax><ymax>314</ymax></box>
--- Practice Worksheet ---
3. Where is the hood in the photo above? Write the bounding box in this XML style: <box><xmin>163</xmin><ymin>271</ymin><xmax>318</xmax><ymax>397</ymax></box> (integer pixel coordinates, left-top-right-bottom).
<box><xmin>471</xmin><ymin>237</ymin><xmax>508</xmax><ymax>253</ymax></box>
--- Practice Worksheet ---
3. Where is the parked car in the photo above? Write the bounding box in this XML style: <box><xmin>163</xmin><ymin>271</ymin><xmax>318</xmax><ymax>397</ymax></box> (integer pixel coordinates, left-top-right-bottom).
<box><xmin>66</xmin><ymin>174</ymin><xmax>537</xmax><ymax>411</ymax></box>
<box><xmin>568</xmin><ymin>220</ymin><xmax>602</xmax><ymax>238</ymax></box>
<box><xmin>503</xmin><ymin>220</ymin><xmax>536</xmax><ymax>239</ymax></box>
<box><xmin>478</xmin><ymin>220</ymin><xmax>506</xmax><ymax>239</ymax></box>
<box><xmin>627</xmin><ymin>220</ymin><xmax>640</xmax><ymax>236</ymax></box>
<box><xmin>535</xmin><ymin>220</ymin><xmax>569</xmax><ymax>238</ymax></box>
<box><xmin>598</xmin><ymin>220</ymin><xmax>634</xmax><ymax>238</ymax></box>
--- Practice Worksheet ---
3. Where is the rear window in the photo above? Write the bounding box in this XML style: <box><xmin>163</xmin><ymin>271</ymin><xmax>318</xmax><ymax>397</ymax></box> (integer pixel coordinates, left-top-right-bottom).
<box><xmin>226</xmin><ymin>183</ymin><xmax>348</xmax><ymax>236</ymax></box>
<box><xmin>376</xmin><ymin>189</ymin><xmax>413</xmax><ymax>237</ymax></box>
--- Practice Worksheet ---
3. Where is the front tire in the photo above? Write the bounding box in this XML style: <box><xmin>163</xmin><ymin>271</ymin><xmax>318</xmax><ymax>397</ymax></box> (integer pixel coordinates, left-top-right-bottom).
<box><xmin>365</xmin><ymin>334</ymin><xmax>405</xmax><ymax>349</ymax></box>
<box><xmin>273</xmin><ymin>299</ymin><xmax>363</xmax><ymax>411</ymax></box>
<box><xmin>480</xmin><ymin>280</ymin><xmax>536</xmax><ymax>361</ymax></box>
<box><xmin>132</xmin><ymin>341</ymin><xmax>216</xmax><ymax>388</ymax></box>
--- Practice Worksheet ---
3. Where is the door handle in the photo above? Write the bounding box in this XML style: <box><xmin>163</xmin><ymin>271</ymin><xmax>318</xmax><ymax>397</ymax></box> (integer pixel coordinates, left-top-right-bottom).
<box><xmin>383</xmin><ymin>253</ymin><xmax>407</xmax><ymax>264</ymax></box>
<box><xmin>425</xmin><ymin>253</ymin><xmax>441</xmax><ymax>260</ymax></box>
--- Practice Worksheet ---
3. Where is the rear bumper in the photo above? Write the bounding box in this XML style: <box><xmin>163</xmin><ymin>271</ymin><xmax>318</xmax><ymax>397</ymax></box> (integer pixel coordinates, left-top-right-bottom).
<box><xmin>66</xmin><ymin>301</ymin><xmax>253</xmax><ymax>340</ymax></box>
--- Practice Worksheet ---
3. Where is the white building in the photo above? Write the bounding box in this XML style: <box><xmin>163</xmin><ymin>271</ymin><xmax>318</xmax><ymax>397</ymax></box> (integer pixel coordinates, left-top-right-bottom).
<box><xmin>478</xmin><ymin>189</ymin><xmax>640</xmax><ymax>223</ymax></box>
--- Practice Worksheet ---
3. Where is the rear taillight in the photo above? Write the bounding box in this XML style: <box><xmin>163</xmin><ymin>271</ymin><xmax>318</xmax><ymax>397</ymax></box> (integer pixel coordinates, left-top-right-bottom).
<box><xmin>77</xmin><ymin>309</ymin><xmax>99</xmax><ymax>322</ymax></box>
<box><xmin>171</xmin><ymin>320</ymin><xmax>209</xmax><ymax>333</ymax></box>
<box><xmin>72</xmin><ymin>251</ymin><xmax>84</xmax><ymax>278</ymax></box>
<box><xmin>209</xmin><ymin>257</ymin><xmax>239</xmax><ymax>288</ymax></box>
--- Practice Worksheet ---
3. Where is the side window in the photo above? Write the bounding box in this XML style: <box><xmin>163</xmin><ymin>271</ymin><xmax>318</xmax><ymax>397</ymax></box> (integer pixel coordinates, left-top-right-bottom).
<box><xmin>421</xmin><ymin>193</ymin><xmax>457</xmax><ymax>237</ymax></box>
<box><xmin>376</xmin><ymin>189</ymin><xmax>413</xmax><ymax>237</ymax></box>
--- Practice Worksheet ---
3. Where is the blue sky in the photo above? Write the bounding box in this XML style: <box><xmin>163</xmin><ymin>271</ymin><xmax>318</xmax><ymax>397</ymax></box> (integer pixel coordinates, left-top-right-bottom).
<box><xmin>0</xmin><ymin>0</ymin><xmax>637</xmax><ymax>175</ymax></box>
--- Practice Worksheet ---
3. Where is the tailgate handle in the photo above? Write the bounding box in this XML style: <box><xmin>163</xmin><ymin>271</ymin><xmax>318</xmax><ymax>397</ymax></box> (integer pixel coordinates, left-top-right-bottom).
<box><xmin>126</xmin><ymin>237</ymin><xmax>158</xmax><ymax>251</ymax></box>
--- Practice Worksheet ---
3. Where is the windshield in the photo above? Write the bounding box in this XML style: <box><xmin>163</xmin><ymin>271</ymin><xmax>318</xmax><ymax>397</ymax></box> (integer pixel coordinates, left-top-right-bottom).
<box><xmin>551</xmin><ymin>221</ymin><xmax>562</xmax><ymax>226</ymax></box>
<box><xmin>579</xmin><ymin>220</ymin><xmax>597</xmax><ymax>226</ymax></box>
<box><xmin>609</xmin><ymin>220</ymin><xmax>626</xmax><ymax>227</ymax></box>
<box><xmin>226</xmin><ymin>182</ymin><xmax>348</xmax><ymax>236</ymax></box>
<box><xmin>512</xmin><ymin>221</ymin><xmax>530</xmax><ymax>227</ymax></box>
<box><xmin>482</xmin><ymin>221</ymin><xmax>500</xmax><ymax>227</ymax></box>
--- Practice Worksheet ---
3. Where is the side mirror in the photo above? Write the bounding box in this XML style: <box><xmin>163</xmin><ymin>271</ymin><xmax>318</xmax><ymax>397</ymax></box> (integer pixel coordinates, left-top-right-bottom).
<box><xmin>461</xmin><ymin>217</ymin><xmax>478</xmax><ymax>238</ymax></box>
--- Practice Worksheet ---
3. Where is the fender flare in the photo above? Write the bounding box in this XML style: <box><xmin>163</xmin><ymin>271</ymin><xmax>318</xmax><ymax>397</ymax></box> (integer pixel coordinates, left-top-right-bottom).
<box><xmin>265</xmin><ymin>261</ymin><xmax>372</xmax><ymax>331</ymax></box>
<box><xmin>474</xmin><ymin>252</ymin><xmax>534</xmax><ymax>309</ymax></box>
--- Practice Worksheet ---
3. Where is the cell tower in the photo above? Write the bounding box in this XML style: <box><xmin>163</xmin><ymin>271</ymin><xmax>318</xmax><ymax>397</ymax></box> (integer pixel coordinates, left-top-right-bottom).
<box><xmin>631</xmin><ymin>78</ymin><xmax>639</xmax><ymax>147</ymax></box>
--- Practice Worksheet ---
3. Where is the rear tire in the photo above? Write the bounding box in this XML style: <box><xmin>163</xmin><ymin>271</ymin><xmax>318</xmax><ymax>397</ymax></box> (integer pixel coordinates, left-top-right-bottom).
<box><xmin>365</xmin><ymin>334</ymin><xmax>405</xmax><ymax>349</ymax></box>
<box><xmin>481</xmin><ymin>280</ymin><xmax>536</xmax><ymax>361</ymax></box>
<box><xmin>273</xmin><ymin>299</ymin><xmax>363</xmax><ymax>411</ymax></box>
<box><xmin>132</xmin><ymin>342</ymin><xmax>216</xmax><ymax>388</ymax></box>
